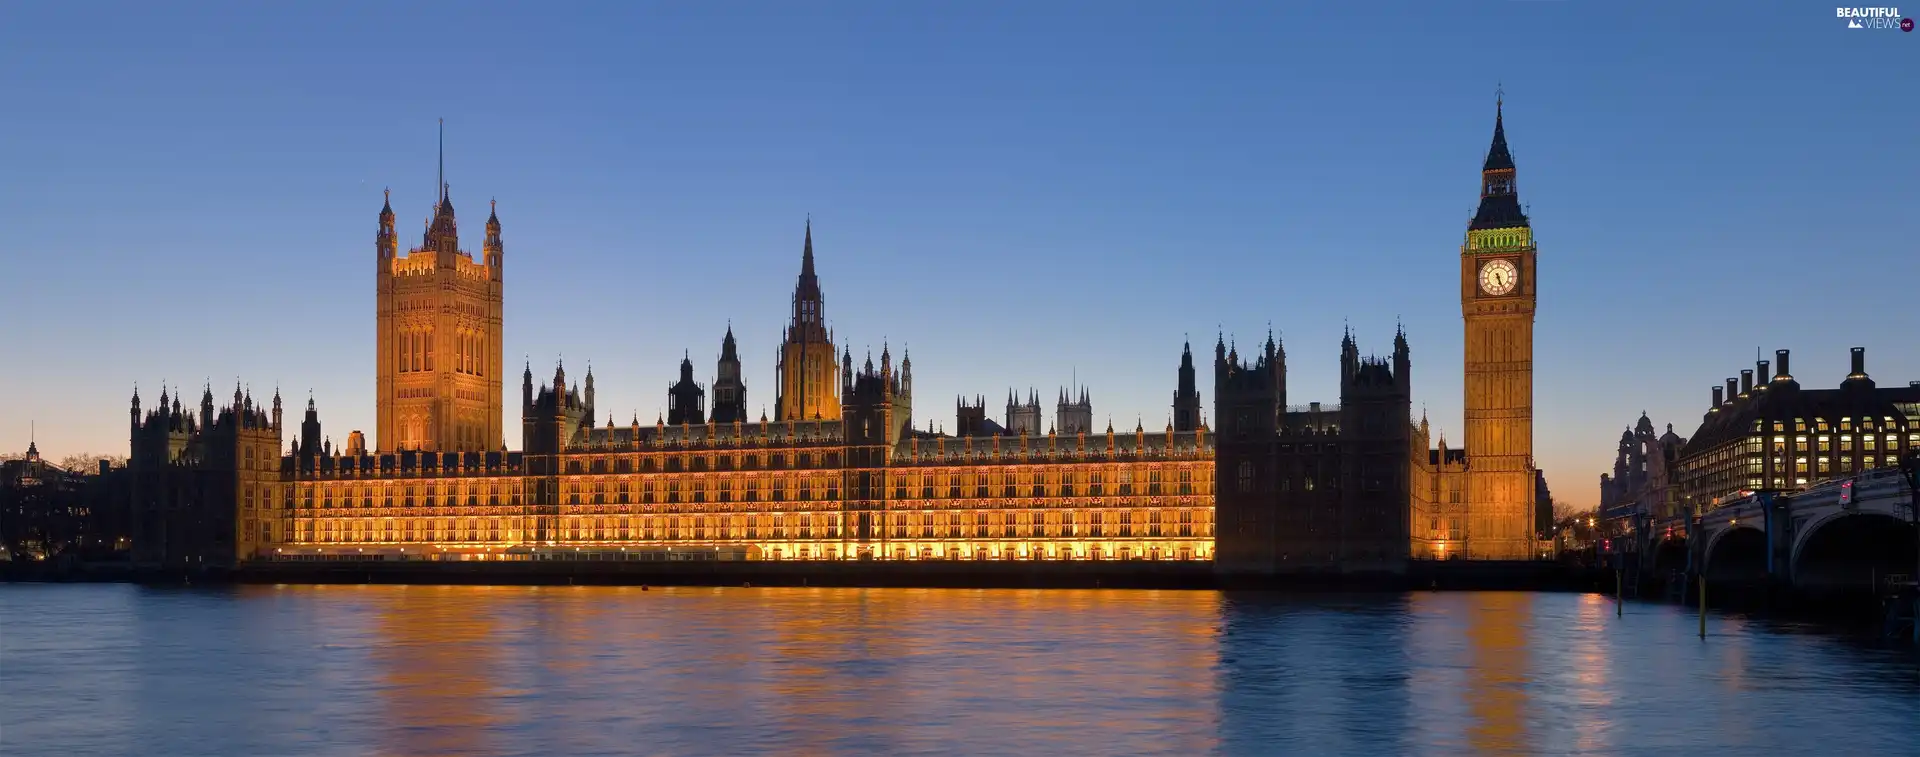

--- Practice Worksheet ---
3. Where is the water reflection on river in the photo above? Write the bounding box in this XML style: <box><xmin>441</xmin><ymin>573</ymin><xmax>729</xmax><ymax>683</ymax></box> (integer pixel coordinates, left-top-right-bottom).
<box><xmin>2</xmin><ymin>585</ymin><xmax>1915</xmax><ymax>756</ymax></box>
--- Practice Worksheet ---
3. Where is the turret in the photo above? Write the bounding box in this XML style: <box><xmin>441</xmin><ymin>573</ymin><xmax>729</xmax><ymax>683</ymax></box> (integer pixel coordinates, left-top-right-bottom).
<box><xmin>712</xmin><ymin>324</ymin><xmax>748</xmax><ymax>423</ymax></box>
<box><xmin>377</xmin><ymin>188</ymin><xmax>397</xmax><ymax>262</ymax></box>
<box><xmin>583</xmin><ymin>363</ymin><xmax>596</xmax><ymax>422</ymax></box>
<box><xmin>1214</xmin><ymin>332</ymin><xmax>1228</xmax><ymax>381</ymax></box>
<box><xmin>1393</xmin><ymin>323</ymin><xmax>1410</xmax><ymax>387</ymax></box>
<box><xmin>484</xmin><ymin>198</ymin><xmax>503</xmax><ymax>278</ymax></box>
<box><xmin>1174</xmin><ymin>339</ymin><xmax>1201</xmax><ymax>432</ymax></box>
<box><xmin>522</xmin><ymin>361</ymin><xmax>534</xmax><ymax>412</ymax></box>
<box><xmin>668</xmin><ymin>351</ymin><xmax>707</xmax><ymax>425</ymax></box>
<box><xmin>300</xmin><ymin>395</ymin><xmax>323</xmax><ymax>467</ymax></box>
<box><xmin>1272</xmin><ymin>331</ymin><xmax>1287</xmax><ymax>409</ymax></box>
<box><xmin>200</xmin><ymin>383</ymin><xmax>215</xmax><ymax>430</ymax></box>
<box><xmin>1338</xmin><ymin>328</ymin><xmax>1359</xmax><ymax>392</ymax></box>
<box><xmin>424</xmin><ymin>182</ymin><xmax>458</xmax><ymax>255</ymax></box>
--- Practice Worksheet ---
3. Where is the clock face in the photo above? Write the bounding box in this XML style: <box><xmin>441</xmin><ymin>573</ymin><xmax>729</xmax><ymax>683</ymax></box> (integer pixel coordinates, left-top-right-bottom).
<box><xmin>1478</xmin><ymin>259</ymin><xmax>1518</xmax><ymax>296</ymax></box>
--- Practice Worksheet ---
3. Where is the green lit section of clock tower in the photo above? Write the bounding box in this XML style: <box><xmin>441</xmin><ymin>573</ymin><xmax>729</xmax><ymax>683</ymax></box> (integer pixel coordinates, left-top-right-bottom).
<box><xmin>1458</xmin><ymin>97</ymin><xmax>1539</xmax><ymax>561</ymax></box>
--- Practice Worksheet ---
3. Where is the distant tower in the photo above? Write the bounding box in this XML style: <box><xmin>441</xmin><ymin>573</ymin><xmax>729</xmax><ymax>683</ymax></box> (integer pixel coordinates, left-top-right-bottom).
<box><xmin>1459</xmin><ymin>93</ymin><xmax>1539</xmax><ymax>560</ymax></box>
<box><xmin>668</xmin><ymin>352</ymin><xmax>707</xmax><ymax>425</ymax></box>
<box><xmin>712</xmin><ymin>325</ymin><xmax>748</xmax><ymax>423</ymax></box>
<box><xmin>1173</xmin><ymin>340</ymin><xmax>1202</xmax><ymax>432</ymax></box>
<box><xmin>956</xmin><ymin>395</ymin><xmax>989</xmax><ymax>437</ymax></box>
<box><xmin>1006</xmin><ymin>389</ymin><xmax>1043</xmax><ymax>435</ymax></box>
<box><xmin>1056</xmin><ymin>385</ymin><xmax>1093</xmax><ymax>435</ymax></box>
<box><xmin>374</xmin><ymin>125</ymin><xmax>504</xmax><ymax>453</ymax></box>
<box><xmin>774</xmin><ymin>219</ymin><xmax>840</xmax><ymax>421</ymax></box>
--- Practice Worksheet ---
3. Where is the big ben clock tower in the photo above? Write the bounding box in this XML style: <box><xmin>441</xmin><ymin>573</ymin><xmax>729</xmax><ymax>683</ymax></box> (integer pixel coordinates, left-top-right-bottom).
<box><xmin>1460</xmin><ymin>95</ymin><xmax>1538</xmax><ymax>560</ymax></box>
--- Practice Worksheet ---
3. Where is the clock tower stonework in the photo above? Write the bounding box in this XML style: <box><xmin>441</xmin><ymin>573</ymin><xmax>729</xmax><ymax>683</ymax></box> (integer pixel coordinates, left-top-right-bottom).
<box><xmin>1459</xmin><ymin>98</ymin><xmax>1538</xmax><ymax>560</ymax></box>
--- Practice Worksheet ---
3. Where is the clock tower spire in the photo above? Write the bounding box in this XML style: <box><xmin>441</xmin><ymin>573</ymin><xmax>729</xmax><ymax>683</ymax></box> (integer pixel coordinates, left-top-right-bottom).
<box><xmin>1459</xmin><ymin>92</ymin><xmax>1538</xmax><ymax>560</ymax></box>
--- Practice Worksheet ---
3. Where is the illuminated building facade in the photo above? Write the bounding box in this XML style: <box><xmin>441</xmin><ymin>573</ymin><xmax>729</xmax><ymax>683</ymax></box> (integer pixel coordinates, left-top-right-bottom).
<box><xmin>1449</xmin><ymin>95</ymin><xmax>1542</xmax><ymax>560</ymax></box>
<box><xmin>1677</xmin><ymin>347</ymin><xmax>1920</xmax><ymax>510</ymax></box>
<box><xmin>257</xmin><ymin>222</ymin><xmax>1215</xmax><ymax>563</ymax></box>
<box><xmin>375</xmin><ymin>174</ymin><xmax>506</xmax><ymax>453</ymax></box>
<box><xmin>126</xmin><ymin>104</ymin><xmax>1552</xmax><ymax>570</ymax></box>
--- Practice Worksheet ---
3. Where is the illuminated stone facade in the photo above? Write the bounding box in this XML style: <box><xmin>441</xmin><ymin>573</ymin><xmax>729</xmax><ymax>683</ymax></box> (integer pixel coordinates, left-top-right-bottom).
<box><xmin>1449</xmin><ymin>98</ymin><xmax>1541</xmax><ymax>560</ymax></box>
<box><xmin>125</xmin><ymin>108</ymin><xmax>1554</xmax><ymax>569</ymax></box>
<box><xmin>375</xmin><ymin>183</ymin><xmax>505</xmax><ymax>454</ymax></box>
<box><xmin>257</xmin><ymin>223</ymin><xmax>1215</xmax><ymax>563</ymax></box>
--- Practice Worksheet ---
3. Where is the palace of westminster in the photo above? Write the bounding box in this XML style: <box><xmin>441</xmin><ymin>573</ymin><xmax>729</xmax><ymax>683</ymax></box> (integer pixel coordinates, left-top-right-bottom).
<box><xmin>126</xmin><ymin>102</ymin><xmax>1547</xmax><ymax>572</ymax></box>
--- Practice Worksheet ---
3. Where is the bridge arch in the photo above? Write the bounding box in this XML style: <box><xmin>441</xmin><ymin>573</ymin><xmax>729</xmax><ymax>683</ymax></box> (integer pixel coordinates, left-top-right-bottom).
<box><xmin>1651</xmin><ymin>535</ymin><xmax>1689</xmax><ymax>575</ymax></box>
<box><xmin>1789</xmin><ymin>512</ymin><xmax>1916</xmax><ymax>593</ymax></box>
<box><xmin>1702</xmin><ymin>525</ymin><xmax>1768</xmax><ymax>584</ymax></box>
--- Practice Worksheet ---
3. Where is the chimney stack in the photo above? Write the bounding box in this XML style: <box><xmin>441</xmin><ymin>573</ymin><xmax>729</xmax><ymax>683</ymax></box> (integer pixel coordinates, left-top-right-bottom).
<box><xmin>1774</xmin><ymin>349</ymin><xmax>1791</xmax><ymax>380</ymax></box>
<box><xmin>1850</xmin><ymin>346</ymin><xmax>1865</xmax><ymax>376</ymax></box>
<box><xmin>1726</xmin><ymin>377</ymin><xmax>1739</xmax><ymax>403</ymax></box>
<box><xmin>1757</xmin><ymin>360</ymin><xmax>1770</xmax><ymax>388</ymax></box>
<box><xmin>1711</xmin><ymin>385</ymin><xmax>1724</xmax><ymax>408</ymax></box>
<box><xmin>1739</xmin><ymin>371</ymin><xmax>1753</xmax><ymax>395</ymax></box>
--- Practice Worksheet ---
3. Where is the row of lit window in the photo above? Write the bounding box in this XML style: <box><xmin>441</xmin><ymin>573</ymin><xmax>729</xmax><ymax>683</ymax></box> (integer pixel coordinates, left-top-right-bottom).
<box><xmin>1764</xmin><ymin>417</ymin><xmax>1907</xmax><ymax>433</ymax></box>
<box><xmin>1768</xmin><ymin>433</ymin><xmax>1914</xmax><ymax>452</ymax></box>
<box><xmin>295</xmin><ymin>515</ymin><xmax>1214</xmax><ymax>544</ymax></box>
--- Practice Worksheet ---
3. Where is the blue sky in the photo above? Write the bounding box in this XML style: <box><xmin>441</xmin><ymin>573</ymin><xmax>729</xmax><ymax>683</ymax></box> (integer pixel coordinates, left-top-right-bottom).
<box><xmin>2</xmin><ymin>2</ymin><xmax>1914</xmax><ymax>508</ymax></box>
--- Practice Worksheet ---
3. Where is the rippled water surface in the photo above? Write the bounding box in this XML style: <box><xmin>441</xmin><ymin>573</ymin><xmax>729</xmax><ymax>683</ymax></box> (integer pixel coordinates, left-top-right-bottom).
<box><xmin>3</xmin><ymin>585</ymin><xmax>1917</xmax><ymax>756</ymax></box>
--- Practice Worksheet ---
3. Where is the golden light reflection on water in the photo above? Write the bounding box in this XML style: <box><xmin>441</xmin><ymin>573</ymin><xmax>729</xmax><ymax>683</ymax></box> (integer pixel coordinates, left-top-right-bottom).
<box><xmin>1462</xmin><ymin>592</ymin><xmax>1533</xmax><ymax>755</ymax></box>
<box><xmin>68</xmin><ymin>586</ymin><xmax>1901</xmax><ymax>757</ymax></box>
<box><xmin>319</xmin><ymin>586</ymin><xmax>1226</xmax><ymax>755</ymax></box>
<box><xmin>373</xmin><ymin>586</ymin><xmax>504</xmax><ymax>757</ymax></box>
<box><xmin>1566</xmin><ymin>594</ymin><xmax>1615</xmax><ymax>754</ymax></box>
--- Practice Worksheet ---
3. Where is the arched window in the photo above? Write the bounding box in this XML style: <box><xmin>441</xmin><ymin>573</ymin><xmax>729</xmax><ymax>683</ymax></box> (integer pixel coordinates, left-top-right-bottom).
<box><xmin>1237</xmin><ymin>461</ymin><xmax>1254</xmax><ymax>493</ymax></box>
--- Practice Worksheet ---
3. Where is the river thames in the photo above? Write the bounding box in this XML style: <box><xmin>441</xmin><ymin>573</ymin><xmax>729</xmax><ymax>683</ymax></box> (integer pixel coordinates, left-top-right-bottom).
<box><xmin>2</xmin><ymin>585</ymin><xmax>1916</xmax><ymax>756</ymax></box>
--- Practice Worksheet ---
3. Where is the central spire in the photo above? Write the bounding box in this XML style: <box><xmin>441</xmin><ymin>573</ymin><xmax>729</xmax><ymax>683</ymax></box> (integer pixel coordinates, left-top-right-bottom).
<box><xmin>789</xmin><ymin>217</ymin><xmax>825</xmax><ymax>339</ymax></box>
<box><xmin>797</xmin><ymin>216</ymin><xmax>820</xmax><ymax>298</ymax></box>
<box><xmin>774</xmin><ymin>216</ymin><xmax>839</xmax><ymax>421</ymax></box>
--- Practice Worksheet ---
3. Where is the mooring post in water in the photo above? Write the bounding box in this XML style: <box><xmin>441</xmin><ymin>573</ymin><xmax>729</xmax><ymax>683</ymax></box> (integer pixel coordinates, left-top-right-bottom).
<box><xmin>1698</xmin><ymin>575</ymin><xmax>1707</xmax><ymax>639</ymax></box>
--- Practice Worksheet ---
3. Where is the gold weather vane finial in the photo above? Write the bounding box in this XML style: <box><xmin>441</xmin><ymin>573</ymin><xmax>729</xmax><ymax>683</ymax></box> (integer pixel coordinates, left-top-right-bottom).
<box><xmin>1496</xmin><ymin>82</ymin><xmax>1504</xmax><ymax>109</ymax></box>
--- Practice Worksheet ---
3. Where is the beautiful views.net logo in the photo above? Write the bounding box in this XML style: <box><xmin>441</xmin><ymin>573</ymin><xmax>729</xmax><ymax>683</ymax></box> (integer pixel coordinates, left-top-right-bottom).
<box><xmin>1836</xmin><ymin>7</ymin><xmax>1912</xmax><ymax>30</ymax></box>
